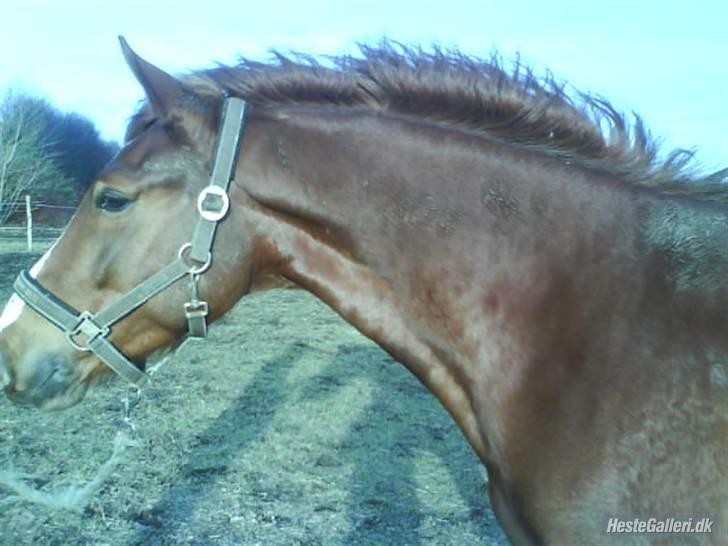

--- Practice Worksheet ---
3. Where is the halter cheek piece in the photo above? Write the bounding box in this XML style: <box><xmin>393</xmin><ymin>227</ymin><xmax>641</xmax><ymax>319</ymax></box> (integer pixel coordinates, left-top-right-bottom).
<box><xmin>12</xmin><ymin>97</ymin><xmax>248</xmax><ymax>388</ymax></box>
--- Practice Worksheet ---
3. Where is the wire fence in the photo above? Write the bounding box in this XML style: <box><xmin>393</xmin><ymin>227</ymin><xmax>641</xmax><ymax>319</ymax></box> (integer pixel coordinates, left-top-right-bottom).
<box><xmin>0</xmin><ymin>200</ymin><xmax>71</xmax><ymax>253</ymax></box>
<box><xmin>0</xmin><ymin>225</ymin><xmax>64</xmax><ymax>238</ymax></box>
<box><xmin>0</xmin><ymin>201</ymin><xmax>76</xmax><ymax>212</ymax></box>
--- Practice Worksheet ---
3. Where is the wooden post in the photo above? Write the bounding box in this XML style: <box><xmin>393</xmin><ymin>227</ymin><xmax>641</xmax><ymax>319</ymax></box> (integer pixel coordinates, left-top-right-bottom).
<box><xmin>25</xmin><ymin>194</ymin><xmax>32</xmax><ymax>252</ymax></box>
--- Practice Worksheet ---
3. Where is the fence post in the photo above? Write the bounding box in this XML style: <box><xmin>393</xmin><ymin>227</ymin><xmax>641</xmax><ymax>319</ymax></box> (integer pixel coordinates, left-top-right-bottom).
<box><xmin>25</xmin><ymin>194</ymin><xmax>33</xmax><ymax>252</ymax></box>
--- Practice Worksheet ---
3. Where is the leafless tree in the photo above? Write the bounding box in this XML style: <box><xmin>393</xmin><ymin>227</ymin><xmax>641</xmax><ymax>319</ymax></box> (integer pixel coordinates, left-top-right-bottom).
<box><xmin>0</xmin><ymin>92</ymin><xmax>68</xmax><ymax>225</ymax></box>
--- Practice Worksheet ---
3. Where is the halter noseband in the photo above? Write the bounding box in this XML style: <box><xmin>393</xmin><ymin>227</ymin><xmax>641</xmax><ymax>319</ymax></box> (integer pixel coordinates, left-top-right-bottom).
<box><xmin>12</xmin><ymin>97</ymin><xmax>248</xmax><ymax>388</ymax></box>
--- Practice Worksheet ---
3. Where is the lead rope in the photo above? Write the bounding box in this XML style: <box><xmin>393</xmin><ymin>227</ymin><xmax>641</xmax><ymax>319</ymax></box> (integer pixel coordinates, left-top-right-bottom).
<box><xmin>0</xmin><ymin>385</ymin><xmax>142</xmax><ymax>513</ymax></box>
<box><xmin>122</xmin><ymin>385</ymin><xmax>142</xmax><ymax>434</ymax></box>
<box><xmin>0</xmin><ymin>361</ymin><xmax>167</xmax><ymax>511</ymax></box>
<box><xmin>0</xmin><ymin>263</ymin><xmax>208</xmax><ymax>511</ymax></box>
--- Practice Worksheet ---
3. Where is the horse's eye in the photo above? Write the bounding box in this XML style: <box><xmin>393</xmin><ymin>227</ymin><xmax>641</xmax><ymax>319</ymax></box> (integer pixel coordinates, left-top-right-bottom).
<box><xmin>95</xmin><ymin>191</ymin><xmax>133</xmax><ymax>213</ymax></box>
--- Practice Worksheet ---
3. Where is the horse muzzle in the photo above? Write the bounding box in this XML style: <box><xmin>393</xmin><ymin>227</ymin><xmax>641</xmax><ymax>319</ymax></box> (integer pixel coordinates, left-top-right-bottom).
<box><xmin>1</xmin><ymin>350</ymin><xmax>89</xmax><ymax>410</ymax></box>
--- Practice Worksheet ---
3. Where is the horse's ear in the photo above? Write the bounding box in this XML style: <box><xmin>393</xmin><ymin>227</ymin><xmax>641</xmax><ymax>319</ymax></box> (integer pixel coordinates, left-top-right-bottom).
<box><xmin>119</xmin><ymin>36</ymin><xmax>183</xmax><ymax>119</ymax></box>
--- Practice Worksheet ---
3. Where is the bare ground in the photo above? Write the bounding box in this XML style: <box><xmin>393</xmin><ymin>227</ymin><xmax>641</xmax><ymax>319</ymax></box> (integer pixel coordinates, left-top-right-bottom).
<box><xmin>0</xmin><ymin>242</ymin><xmax>507</xmax><ymax>545</ymax></box>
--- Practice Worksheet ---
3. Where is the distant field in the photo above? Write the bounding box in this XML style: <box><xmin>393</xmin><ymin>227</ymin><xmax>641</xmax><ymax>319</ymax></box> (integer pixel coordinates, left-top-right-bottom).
<box><xmin>0</xmin><ymin>243</ymin><xmax>507</xmax><ymax>545</ymax></box>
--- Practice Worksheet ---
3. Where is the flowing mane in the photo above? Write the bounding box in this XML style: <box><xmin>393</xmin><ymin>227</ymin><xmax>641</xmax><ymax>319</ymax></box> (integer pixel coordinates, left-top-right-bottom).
<box><xmin>136</xmin><ymin>42</ymin><xmax>727</xmax><ymax>203</ymax></box>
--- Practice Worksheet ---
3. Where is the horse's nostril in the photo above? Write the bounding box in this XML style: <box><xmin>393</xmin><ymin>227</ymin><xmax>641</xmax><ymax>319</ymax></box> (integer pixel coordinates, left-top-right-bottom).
<box><xmin>0</xmin><ymin>350</ymin><xmax>11</xmax><ymax>388</ymax></box>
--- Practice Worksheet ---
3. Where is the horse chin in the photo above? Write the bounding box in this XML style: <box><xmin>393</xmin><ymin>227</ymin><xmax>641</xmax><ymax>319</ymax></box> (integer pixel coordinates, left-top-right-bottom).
<box><xmin>5</xmin><ymin>374</ymin><xmax>90</xmax><ymax>411</ymax></box>
<box><xmin>35</xmin><ymin>380</ymin><xmax>90</xmax><ymax>411</ymax></box>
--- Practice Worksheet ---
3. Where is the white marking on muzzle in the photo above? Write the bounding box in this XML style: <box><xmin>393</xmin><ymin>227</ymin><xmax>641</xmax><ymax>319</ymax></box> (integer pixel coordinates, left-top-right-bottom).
<box><xmin>30</xmin><ymin>244</ymin><xmax>54</xmax><ymax>278</ymax></box>
<box><xmin>0</xmin><ymin>243</ymin><xmax>57</xmax><ymax>332</ymax></box>
<box><xmin>0</xmin><ymin>294</ymin><xmax>25</xmax><ymax>332</ymax></box>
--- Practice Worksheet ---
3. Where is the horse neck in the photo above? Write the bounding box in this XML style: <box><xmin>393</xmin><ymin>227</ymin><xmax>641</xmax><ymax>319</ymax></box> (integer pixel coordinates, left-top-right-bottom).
<box><xmin>233</xmin><ymin>106</ymin><xmax>726</xmax><ymax>459</ymax></box>
<box><xmin>237</xmin><ymin>105</ymin><xmax>653</xmax><ymax>318</ymax></box>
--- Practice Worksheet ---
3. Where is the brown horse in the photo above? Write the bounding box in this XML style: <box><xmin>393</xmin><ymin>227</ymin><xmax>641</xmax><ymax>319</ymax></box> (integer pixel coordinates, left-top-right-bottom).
<box><xmin>0</xmin><ymin>39</ymin><xmax>726</xmax><ymax>545</ymax></box>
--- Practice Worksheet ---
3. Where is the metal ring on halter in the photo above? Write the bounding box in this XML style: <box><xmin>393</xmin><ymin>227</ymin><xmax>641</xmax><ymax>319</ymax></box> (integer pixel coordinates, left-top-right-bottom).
<box><xmin>67</xmin><ymin>332</ymin><xmax>93</xmax><ymax>352</ymax></box>
<box><xmin>177</xmin><ymin>243</ymin><xmax>212</xmax><ymax>275</ymax></box>
<box><xmin>197</xmin><ymin>186</ymin><xmax>230</xmax><ymax>222</ymax></box>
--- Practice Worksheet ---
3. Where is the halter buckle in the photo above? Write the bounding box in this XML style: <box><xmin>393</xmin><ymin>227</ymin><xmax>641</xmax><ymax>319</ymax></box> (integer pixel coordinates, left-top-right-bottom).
<box><xmin>184</xmin><ymin>272</ymin><xmax>209</xmax><ymax>338</ymax></box>
<box><xmin>184</xmin><ymin>300</ymin><xmax>209</xmax><ymax>338</ymax></box>
<box><xmin>197</xmin><ymin>186</ymin><xmax>230</xmax><ymax>222</ymax></box>
<box><xmin>68</xmin><ymin>311</ymin><xmax>110</xmax><ymax>352</ymax></box>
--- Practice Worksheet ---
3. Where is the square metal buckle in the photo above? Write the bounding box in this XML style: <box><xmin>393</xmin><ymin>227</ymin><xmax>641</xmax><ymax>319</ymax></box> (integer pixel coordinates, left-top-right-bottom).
<box><xmin>184</xmin><ymin>300</ymin><xmax>209</xmax><ymax>338</ymax></box>
<box><xmin>197</xmin><ymin>186</ymin><xmax>230</xmax><ymax>222</ymax></box>
<box><xmin>68</xmin><ymin>311</ymin><xmax>110</xmax><ymax>351</ymax></box>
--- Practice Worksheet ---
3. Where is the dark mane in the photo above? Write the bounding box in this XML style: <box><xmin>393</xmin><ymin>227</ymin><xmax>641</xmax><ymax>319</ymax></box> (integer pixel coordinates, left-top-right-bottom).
<box><xmin>153</xmin><ymin>42</ymin><xmax>728</xmax><ymax>202</ymax></box>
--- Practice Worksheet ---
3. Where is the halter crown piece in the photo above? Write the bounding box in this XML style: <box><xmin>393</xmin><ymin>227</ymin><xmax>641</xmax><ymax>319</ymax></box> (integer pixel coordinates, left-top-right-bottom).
<box><xmin>13</xmin><ymin>97</ymin><xmax>248</xmax><ymax>387</ymax></box>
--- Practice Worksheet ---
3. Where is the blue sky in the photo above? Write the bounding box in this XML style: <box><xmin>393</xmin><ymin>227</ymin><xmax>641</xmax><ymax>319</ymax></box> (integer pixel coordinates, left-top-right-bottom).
<box><xmin>1</xmin><ymin>0</ymin><xmax>725</xmax><ymax>173</ymax></box>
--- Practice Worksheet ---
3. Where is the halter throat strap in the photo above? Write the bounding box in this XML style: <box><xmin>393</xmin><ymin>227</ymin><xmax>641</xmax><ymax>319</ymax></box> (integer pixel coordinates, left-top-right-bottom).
<box><xmin>12</xmin><ymin>97</ymin><xmax>248</xmax><ymax>388</ymax></box>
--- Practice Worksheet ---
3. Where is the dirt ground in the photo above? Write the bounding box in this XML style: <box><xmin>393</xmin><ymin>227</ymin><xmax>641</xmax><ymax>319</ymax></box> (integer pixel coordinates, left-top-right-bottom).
<box><xmin>0</xmin><ymin>241</ymin><xmax>507</xmax><ymax>546</ymax></box>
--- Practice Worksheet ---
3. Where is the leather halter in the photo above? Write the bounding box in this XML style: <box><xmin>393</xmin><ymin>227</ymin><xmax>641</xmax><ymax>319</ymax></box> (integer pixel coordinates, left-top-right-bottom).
<box><xmin>12</xmin><ymin>97</ymin><xmax>248</xmax><ymax>388</ymax></box>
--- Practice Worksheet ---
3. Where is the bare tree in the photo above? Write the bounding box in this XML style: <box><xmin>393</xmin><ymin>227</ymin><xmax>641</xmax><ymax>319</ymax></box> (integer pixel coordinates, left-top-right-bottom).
<box><xmin>0</xmin><ymin>92</ymin><xmax>69</xmax><ymax>225</ymax></box>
